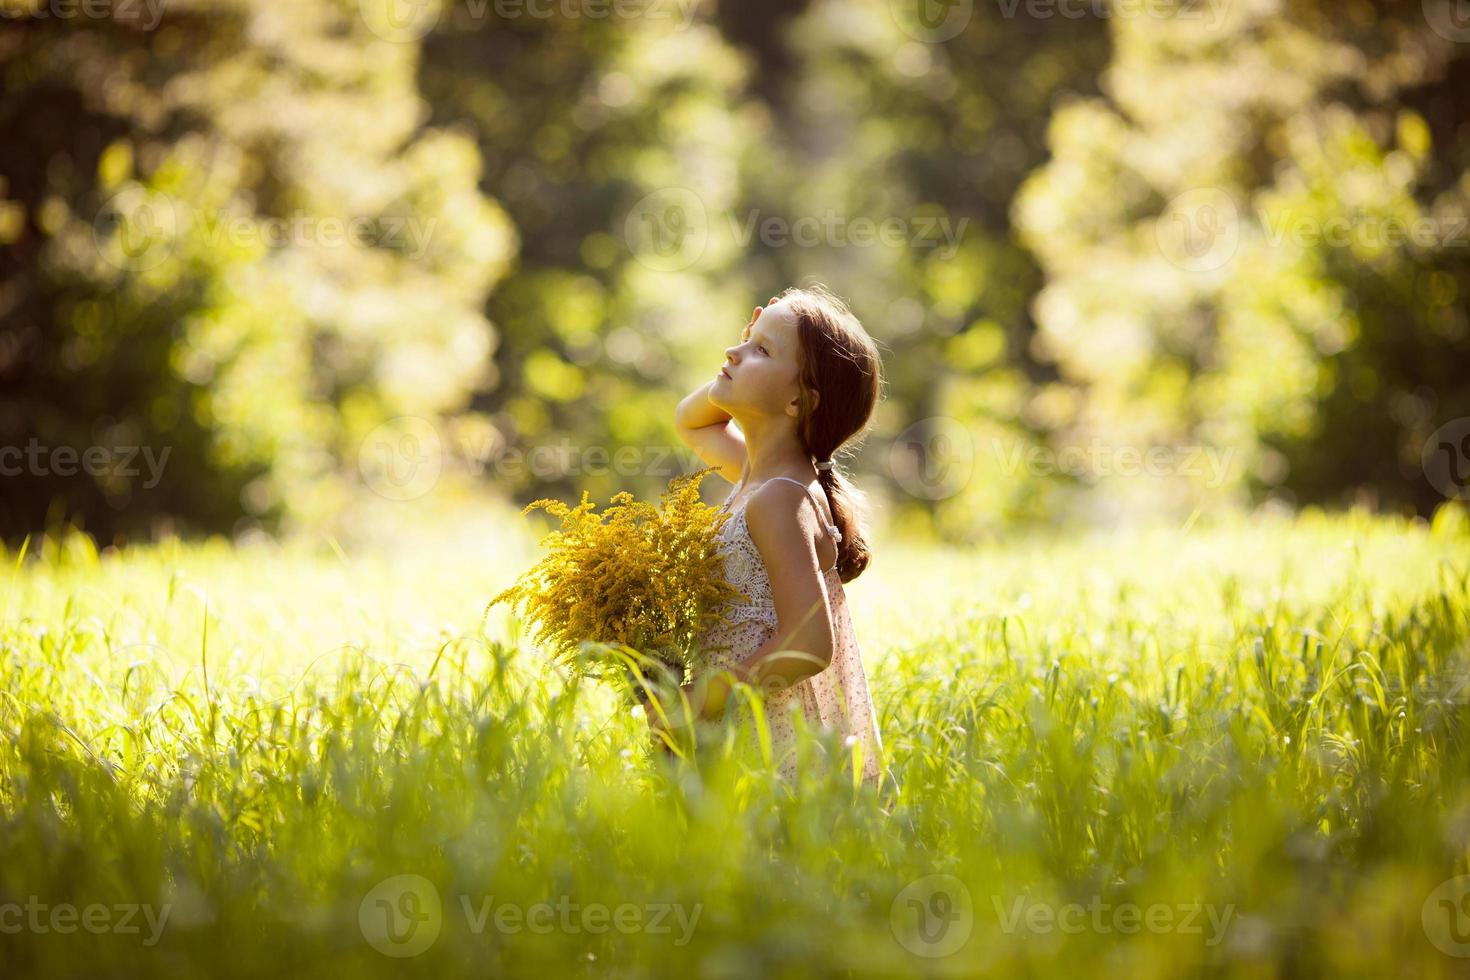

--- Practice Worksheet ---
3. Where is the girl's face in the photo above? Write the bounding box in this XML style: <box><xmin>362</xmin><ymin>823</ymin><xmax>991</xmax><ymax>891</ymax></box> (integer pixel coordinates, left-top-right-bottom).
<box><xmin>711</xmin><ymin>301</ymin><xmax>803</xmax><ymax>420</ymax></box>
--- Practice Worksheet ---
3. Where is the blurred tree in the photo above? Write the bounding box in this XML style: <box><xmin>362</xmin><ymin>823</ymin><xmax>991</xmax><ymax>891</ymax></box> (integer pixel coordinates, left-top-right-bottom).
<box><xmin>4</xmin><ymin>0</ymin><xmax>1466</xmax><ymax>545</ymax></box>
<box><xmin>0</xmin><ymin>0</ymin><xmax>515</xmax><ymax>543</ymax></box>
<box><xmin>417</xmin><ymin>2</ymin><xmax>762</xmax><ymax>507</ymax></box>
<box><xmin>734</xmin><ymin>0</ymin><xmax>1111</xmax><ymax>539</ymax></box>
<box><xmin>1015</xmin><ymin>0</ymin><xmax>1470</xmax><ymax>519</ymax></box>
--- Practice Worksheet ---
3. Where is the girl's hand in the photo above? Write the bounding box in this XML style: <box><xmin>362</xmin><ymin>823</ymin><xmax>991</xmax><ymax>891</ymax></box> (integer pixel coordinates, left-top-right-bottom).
<box><xmin>642</xmin><ymin>679</ymin><xmax>696</xmax><ymax>732</ymax></box>
<box><xmin>742</xmin><ymin>297</ymin><xmax>779</xmax><ymax>339</ymax></box>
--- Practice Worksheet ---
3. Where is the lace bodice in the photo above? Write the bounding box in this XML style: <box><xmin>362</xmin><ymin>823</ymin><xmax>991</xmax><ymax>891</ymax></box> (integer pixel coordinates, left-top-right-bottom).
<box><xmin>694</xmin><ymin>475</ymin><xmax>884</xmax><ymax>785</ymax></box>
<box><xmin>705</xmin><ymin>476</ymin><xmax>841</xmax><ymax>636</ymax></box>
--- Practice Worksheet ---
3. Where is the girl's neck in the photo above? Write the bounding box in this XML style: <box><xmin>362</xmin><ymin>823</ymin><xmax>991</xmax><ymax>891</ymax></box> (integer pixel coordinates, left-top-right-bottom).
<box><xmin>728</xmin><ymin>409</ymin><xmax>816</xmax><ymax>485</ymax></box>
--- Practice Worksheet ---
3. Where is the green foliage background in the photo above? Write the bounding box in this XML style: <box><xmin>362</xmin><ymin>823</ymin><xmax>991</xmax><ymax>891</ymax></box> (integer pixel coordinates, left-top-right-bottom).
<box><xmin>2</xmin><ymin>0</ymin><xmax>1467</xmax><ymax>544</ymax></box>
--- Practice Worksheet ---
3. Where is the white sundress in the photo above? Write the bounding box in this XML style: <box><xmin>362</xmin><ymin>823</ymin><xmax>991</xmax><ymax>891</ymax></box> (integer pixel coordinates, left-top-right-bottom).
<box><xmin>694</xmin><ymin>475</ymin><xmax>885</xmax><ymax>785</ymax></box>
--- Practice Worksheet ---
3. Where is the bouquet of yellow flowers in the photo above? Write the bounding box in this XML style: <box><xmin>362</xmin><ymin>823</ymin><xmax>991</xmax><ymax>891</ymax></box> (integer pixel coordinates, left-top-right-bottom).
<box><xmin>487</xmin><ymin>466</ymin><xmax>745</xmax><ymax>705</ymax></box>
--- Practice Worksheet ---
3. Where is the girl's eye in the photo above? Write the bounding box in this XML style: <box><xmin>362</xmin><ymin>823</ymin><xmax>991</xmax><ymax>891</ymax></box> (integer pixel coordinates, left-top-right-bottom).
<box><xmin>758</xmin><ymin>346</ymin><xmax>769</xmax><ymax>355</ymax></box>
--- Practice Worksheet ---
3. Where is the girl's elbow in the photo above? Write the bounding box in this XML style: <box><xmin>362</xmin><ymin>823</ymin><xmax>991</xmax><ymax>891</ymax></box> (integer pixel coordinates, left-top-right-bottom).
<box><xmin>771</xmin><ymin>623</ymin><xmax>834</xmax><ymax>676</ymax></box>
<box><xmin>809</xmin><ymin>628</ymin><xmax>835</xmax><ymax>672</ymax></box>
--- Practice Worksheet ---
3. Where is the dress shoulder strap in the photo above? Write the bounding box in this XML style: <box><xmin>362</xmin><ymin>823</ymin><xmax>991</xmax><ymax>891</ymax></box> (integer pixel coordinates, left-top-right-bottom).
<box><xmin>764</xmin><ymin>476</ymin><xmax>843</xmax><ymax>546</ymax></box>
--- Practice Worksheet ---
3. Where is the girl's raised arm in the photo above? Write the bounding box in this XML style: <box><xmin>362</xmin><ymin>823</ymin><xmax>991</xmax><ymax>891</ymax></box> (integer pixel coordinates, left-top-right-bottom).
<box><xmin>673</xmin><ymin>303</ymin><xmax>771</xmax><ymax>484</ymax></box>
<box><xmin>674</xmin><ymin>380</ymin><xmax>746</xmax><ymax>484</ymax></box>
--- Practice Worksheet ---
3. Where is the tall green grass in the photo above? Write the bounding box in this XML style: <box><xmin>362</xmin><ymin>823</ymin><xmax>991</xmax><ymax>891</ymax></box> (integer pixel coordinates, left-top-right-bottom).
<box><xmin>1</xmin><ymin>506</ymin><xmax>1468</xmax><ymax>977</ymax></box>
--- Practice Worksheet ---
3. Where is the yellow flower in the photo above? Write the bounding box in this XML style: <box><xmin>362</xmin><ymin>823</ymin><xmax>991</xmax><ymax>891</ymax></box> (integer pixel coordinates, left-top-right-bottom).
<box><xmin>488</xmin><ymin>466</ymin><xmax>746</xmax><ymax>691</ymax></box>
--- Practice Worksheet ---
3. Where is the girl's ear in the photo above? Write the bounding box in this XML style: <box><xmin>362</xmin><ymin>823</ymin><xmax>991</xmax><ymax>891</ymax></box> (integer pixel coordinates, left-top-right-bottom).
<box><xmin>787</xmin><ymin>389</ymin><xmax>817</xmax><ymax>417</ymax></box>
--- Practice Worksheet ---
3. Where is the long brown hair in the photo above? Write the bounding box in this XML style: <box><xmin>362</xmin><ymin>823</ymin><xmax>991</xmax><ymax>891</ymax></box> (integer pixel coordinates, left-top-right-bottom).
<box><xmin>780</xmin><ymin>283</ymin><xmax>885</xmax><ymax>583</ymax></box>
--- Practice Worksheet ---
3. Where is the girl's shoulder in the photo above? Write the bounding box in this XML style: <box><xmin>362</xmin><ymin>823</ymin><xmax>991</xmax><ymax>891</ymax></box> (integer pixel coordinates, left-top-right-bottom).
<box><xmin>742</xmin><ymin>477</ymin><xmax>842</xmax><ymax>576</ymax></box>
<box><xmin>745</xmin><ymin>473</ymin><xmax>820</xmax><ymax>504</ymax></box>
<box><xmin>743</xmin><ymin>475</ymin><xmax>835</xmax><ymax>536</ymax></box>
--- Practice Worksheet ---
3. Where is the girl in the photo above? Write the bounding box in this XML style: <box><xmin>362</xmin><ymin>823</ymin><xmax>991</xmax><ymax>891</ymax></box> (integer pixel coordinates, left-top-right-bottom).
<box><xmin>648</xmin><ymin>284</ymin><xmax>886</xmax><ymax>786</ymax></box>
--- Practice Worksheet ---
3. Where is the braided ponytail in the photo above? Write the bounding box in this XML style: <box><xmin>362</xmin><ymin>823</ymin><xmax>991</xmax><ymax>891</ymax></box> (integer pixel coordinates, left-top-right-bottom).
<box><xmin>782</xmin><ymin>284</ymin><xmax>884</xmax><ymax>584</ymax></box>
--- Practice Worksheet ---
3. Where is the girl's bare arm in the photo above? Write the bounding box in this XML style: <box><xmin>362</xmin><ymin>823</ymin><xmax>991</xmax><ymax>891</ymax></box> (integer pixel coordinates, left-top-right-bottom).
<box><xmin>673</xmin><ymin>303</ymin><xmax>770</xmax><ymax>484</ymax></box>
<box><xmin>674</xmin><ymin>380</ymin><xmax>746</xmax><ymax>484</ymax></box>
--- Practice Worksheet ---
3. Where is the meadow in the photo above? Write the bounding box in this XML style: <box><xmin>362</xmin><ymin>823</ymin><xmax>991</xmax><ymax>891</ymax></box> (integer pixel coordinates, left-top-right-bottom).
<box><xmin>1</xmin><ymin>505</ymin><xmax>1468</xmax><ymax>978</ymax></box>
